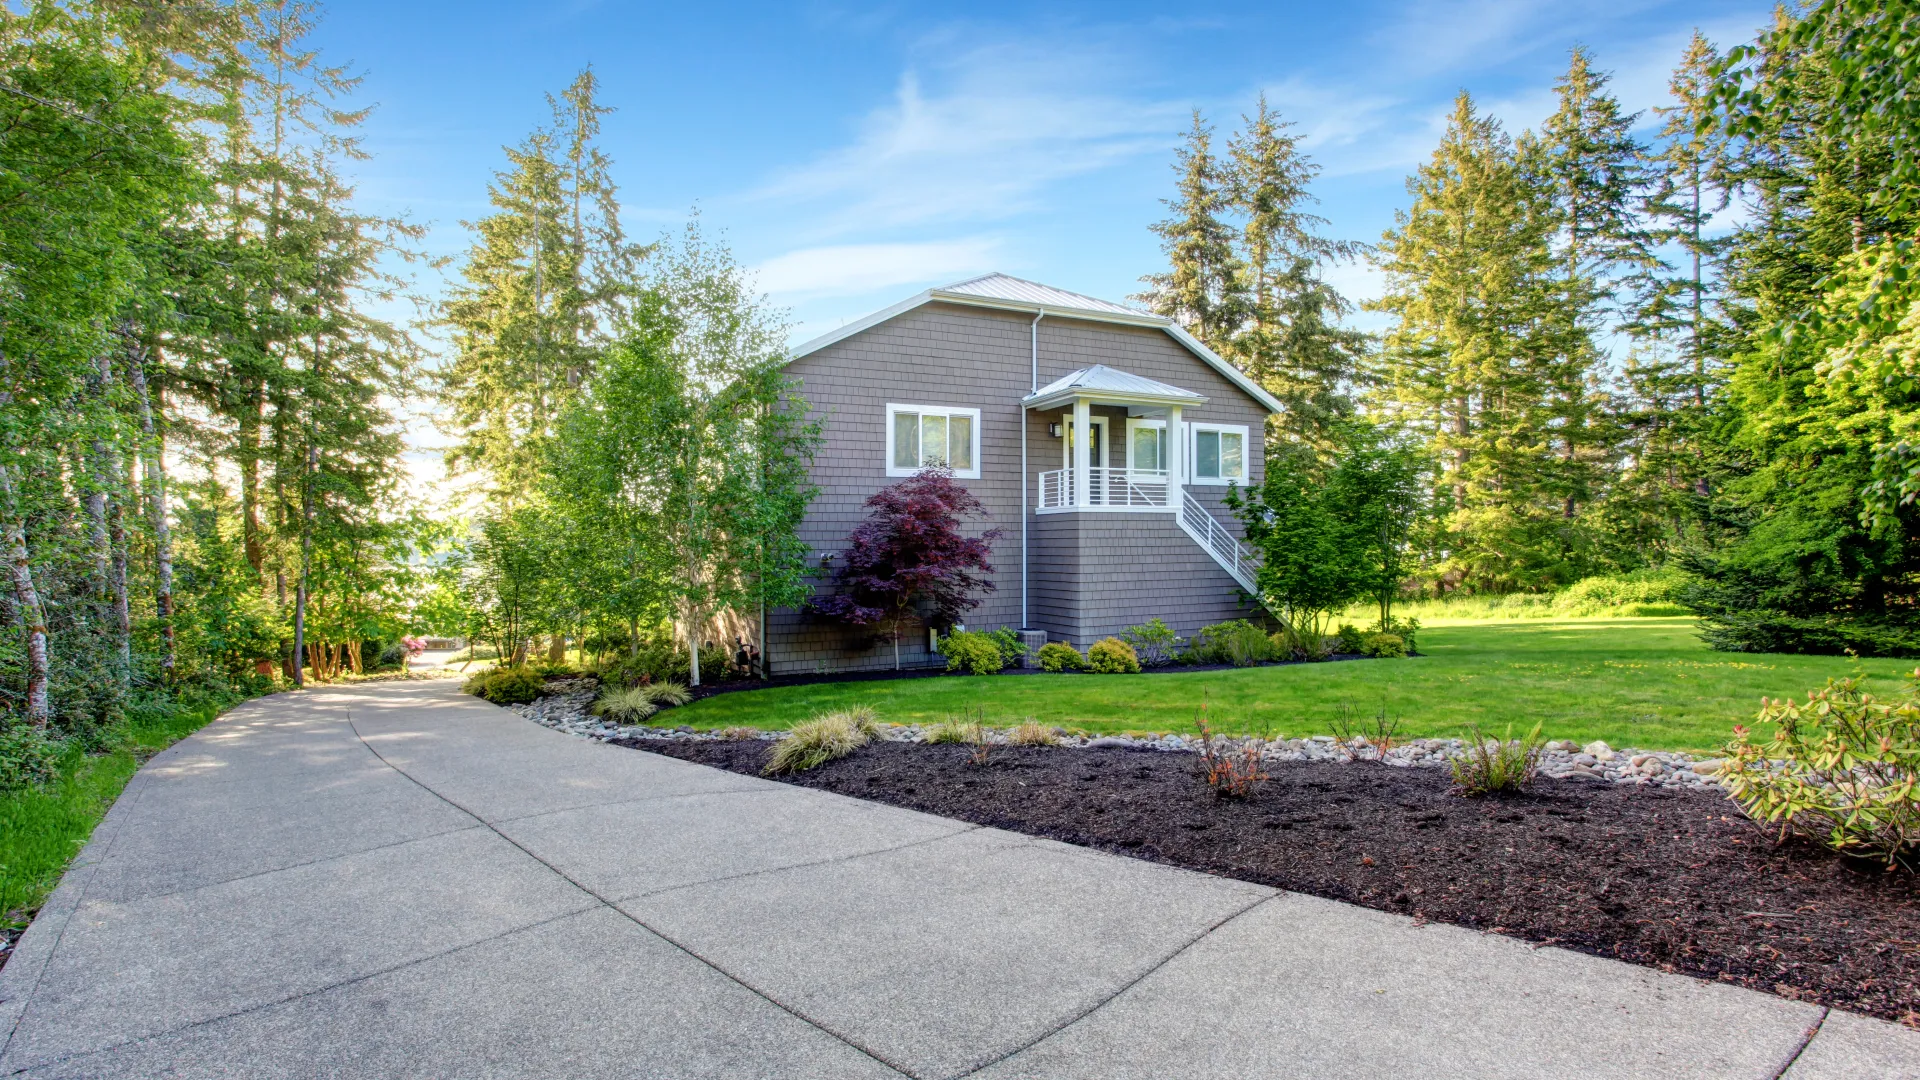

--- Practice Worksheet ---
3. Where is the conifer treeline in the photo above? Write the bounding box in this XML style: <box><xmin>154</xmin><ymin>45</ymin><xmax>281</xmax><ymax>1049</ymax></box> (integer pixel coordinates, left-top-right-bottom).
<box><xmin>1143</xmin><ymin>4</ymin><xmax>1920</xmax><ymax>655</ymax></box>
<box><xmin>0</xmin><ymin>0</ymin><xmax>424</xmax><ymax>756</ymax></box>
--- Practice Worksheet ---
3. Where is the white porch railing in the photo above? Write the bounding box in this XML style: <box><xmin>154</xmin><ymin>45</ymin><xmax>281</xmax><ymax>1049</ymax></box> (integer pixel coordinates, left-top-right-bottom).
<box><xmin>1179</xmin><ymin>490</ymin><xmax>1260</xmax><ymax>594</ymax></box>
<box><xmin>1036</xmin><ymin>467</ymin><xmax>1170</xmax><ymax>510</ymax></box>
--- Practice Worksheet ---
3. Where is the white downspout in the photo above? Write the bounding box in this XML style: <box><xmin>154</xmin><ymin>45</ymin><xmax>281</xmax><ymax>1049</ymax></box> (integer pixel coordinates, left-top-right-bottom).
<box><xmin>1023</xmin><ymin>310</ymin><xmax>1044</xmax><ymax>629</ymax></box>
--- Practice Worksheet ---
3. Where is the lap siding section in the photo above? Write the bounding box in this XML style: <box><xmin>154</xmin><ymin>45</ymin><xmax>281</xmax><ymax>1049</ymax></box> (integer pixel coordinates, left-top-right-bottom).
<box><xmin>764</xmin><ymin>297</ymin><xmax>1268</xmax><ymax>676</ymax></box>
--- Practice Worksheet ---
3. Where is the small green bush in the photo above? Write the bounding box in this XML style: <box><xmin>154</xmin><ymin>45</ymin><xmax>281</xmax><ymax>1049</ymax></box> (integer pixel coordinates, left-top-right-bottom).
<box><xmin>463</xmin><ymin>667</ymin><xmax>545</xmax><ymax>705</ymax></box>
<box><xmin>1360</xmin><ymin>632</ymin><xmax>1407</xmax><ymax>658</ymax></box>
<box><xmin>1122</xmin><ymin>618</ymin><xmax>1183</xmax><ymax>666</ymax></box>
<box><xmin>924</xmin><ymin>718</ymin><xmax>975</xmax><ymax>743</ymax></box>
<box><xmin>1036</xmin><ymin>642</ymin><xmax>1084</xmax><ymax>672</ymax></box>
<box><xmin>1451</xmin><ymin>723</ymin><xmax>1545</xmax><ymax>796</ymax></box>
<box><xmin>765</xmin><ymin>706</ymin><xmax>881</xmax><ymax>774</ymax></box>
<box><xmin>644</xmin><ymin>681</ymin><xmax>693</xmax><ymax>707</ymax></box>
<box><xmin>984</xmin><ymin>627</ymin><xmax>1030</xmax><ymax>668</ymax></box>
<box><xmin>1554</xmin><ymin>567</ymin><xmax>1689</xmax><ymax>616</ymax></box>
<box><xmin>942</xmin><ymin>630</ymin><xmax>1006</xmax><ymax>675</ymax></box>
<box><xmin>595</xmin><ymin>643</ymin><xmax>736</xmax><ymax>688</ymax></box>
<box><xmin>0</xmin><ymin>726</ymin><xmax>60</xmax><ymax>792</ymax></box>
<box><xmin>1373</xmin><ymin>616</ymin><xmax>1420</xmax><ymax>653</ymax></box>
<box><xmin>1190</xmin><ymin>620</ymin><xmax>1272</xmax><ymax>666</ymax></box>
<box><xmin>1334</xmin><ymin>624</ymin><xmax>1366</xmax><ymax>654</ymax></box>
<box><xmin>1722</xmin><ymin>675</ymin><xmax>1920</xmax><ymax>867</ymax></box>
<box><xmin>1086</xmin><ymin>637</ymin><xmax>1141</xmax><ymax>674</ymax></box>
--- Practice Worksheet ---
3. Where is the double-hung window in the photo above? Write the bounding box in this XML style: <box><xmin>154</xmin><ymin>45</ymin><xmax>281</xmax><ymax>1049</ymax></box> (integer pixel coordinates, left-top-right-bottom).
<box><xmin>886</xmin><ymin>404</ymin><xmax>980</xmax><ymax>478</ymax></box>
<box><xmin>1189</xmin><ymin>422</ymin><xmax>1248</xmax><ymax>485</ymax></box>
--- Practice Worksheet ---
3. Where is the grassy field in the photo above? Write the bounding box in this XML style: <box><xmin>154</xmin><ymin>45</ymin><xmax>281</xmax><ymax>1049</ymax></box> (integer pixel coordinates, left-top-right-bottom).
<box><xmin>1</xmin><ymin>700</ymin><xmax>232</xmax><ymax>929</ymax></box>
<box><xmin>672</xmin><ymin>618</ymin><xmax>1915</xmax><ymax>752</ymax></box>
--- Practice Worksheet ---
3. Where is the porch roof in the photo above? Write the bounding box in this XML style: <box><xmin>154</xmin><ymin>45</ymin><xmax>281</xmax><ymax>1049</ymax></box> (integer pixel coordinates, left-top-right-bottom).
<box><xmin>1021</xmin><ymin>364</ymin><xmax>1209</xmax><ymax>412</ymax></box>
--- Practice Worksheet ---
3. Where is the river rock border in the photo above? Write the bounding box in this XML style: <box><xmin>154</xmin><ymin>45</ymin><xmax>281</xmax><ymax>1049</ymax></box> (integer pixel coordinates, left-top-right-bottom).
<box><xmin>511</xmin><ymin>678</ymin><xmax>1727</xmax><ymax>792</ymax></box>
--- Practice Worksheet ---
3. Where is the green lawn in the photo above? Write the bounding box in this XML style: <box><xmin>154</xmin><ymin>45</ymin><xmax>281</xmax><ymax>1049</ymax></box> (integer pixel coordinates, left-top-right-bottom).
<box><xmin>675</xmin><ymin>618</ymin><xmax>1915</xmax><ymax>752</ymax></box>
<box><xmin>1</xmin><ymin>700</ymin><xmax>232</xmax><ymax>928</ymax></box>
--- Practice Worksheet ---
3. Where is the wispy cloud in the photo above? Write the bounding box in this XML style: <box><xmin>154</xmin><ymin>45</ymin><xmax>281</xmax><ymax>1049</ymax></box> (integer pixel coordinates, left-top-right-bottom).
<box><xmin>753</xmin><ymin>238</ymin><xmax>1002</xmax><ymax>299</ymax></box>
<box><xmin>749</xmin><ymin>37</ymin><xmax>1184</xmax><ymax>238</ymax></box>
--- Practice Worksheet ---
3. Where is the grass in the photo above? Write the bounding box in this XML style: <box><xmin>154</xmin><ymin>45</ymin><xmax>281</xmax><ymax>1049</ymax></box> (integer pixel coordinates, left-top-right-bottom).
<box><xmin>1</xmin><ymin>699</ymin><xmax>234</xmax><ymax>929</ymax></box>
<box><xmin>675</xmin><ymin>619</ymin><xmax>1917</xmax><ymax>753</ymax></box>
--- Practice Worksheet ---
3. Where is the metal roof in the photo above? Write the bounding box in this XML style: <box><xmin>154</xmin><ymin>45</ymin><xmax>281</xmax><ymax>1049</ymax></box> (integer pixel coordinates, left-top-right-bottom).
<box><xmin>1024</xmin><ymin>364</ymin><xmax>1208</xmax><ymax>410</ymax></box>
<box><xmin>786</xmin><ymin>271</ymin><xmax>1284</xmax><ymax>414</ymax></box>
<box><xmin>937</xmin><ymin>273</ymin><xmax>1144</xmax><ymax>317</ymax></box>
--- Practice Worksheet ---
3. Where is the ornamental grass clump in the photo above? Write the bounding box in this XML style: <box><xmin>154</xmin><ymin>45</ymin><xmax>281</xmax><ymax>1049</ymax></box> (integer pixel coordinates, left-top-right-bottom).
<box><xmin>764</xmin><ymin>706</ymin><xmax>881</xmax><ymax>774</ymax></box>
<box><xmin>1450</xmin><ymin>722</ymin><xmax>1545</xmax><ymax>795</ymax></box>
<box><xmin>1007</xmin><ymin>720</ymin><xmax>1060</xmax><ymax>746</ymax></box>
<box><xmin>1085</xmin><ymin>637</ymin><xmax>1141</xmax><ymax>674</ymax></box>
<box><xmin>1722</xmin><ymin>674</ymin><xmax>1920</xmax><ymax>868</ymax></box>
<box><xmin>591</xmin><ymin>680</ymin><xmax>692</xmax><ymax>725</ymax></box>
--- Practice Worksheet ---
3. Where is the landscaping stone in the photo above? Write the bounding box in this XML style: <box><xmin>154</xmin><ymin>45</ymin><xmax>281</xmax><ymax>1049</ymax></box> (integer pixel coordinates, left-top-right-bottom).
<box><xmin>513</xmin><ymin>683</ymin><xmax>1728</xmax><ymax>792</ymax></box>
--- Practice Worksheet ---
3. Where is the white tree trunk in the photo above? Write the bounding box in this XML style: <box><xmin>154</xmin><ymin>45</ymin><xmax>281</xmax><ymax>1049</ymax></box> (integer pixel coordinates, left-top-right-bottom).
<box><xmin>0</xmin><ymin>467</ymin><xmax>50</xmax><ymax>728</ymax></box>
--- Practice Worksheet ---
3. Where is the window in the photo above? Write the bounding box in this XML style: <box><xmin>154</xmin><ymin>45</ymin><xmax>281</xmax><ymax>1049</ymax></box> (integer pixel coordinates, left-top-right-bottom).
<box><xmin>1189</xmin><ymin>422</ymin><xmax>1248</xmax><ymax>485</ymax></box>
<box><xmin>886</xmin><ymin>404</ymin><xmax>980</xmax><ymax>478</ymax></box>
<box><xmin>1126</xmin><ymin>418</ymin><xmax>1166</xmax><ymax>474</ymax></box>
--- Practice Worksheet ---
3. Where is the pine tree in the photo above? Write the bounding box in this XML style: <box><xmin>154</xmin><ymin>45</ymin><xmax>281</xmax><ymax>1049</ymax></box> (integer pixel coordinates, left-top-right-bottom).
<box><xmin>1136</xmin><ymin>110</ymin><xmax>1245</xmax><ymax>351</ymax></box>
<box><xmin>1226</xmin><ymin>95</ymin><xmax>1369</xmax><ymax>454</ymax></box>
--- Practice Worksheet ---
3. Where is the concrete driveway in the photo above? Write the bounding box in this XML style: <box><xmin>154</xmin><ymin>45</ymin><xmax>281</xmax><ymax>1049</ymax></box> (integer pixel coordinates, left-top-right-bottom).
<box><xmin>0</xmin><ymin>680</ymin><xmax>1913</xmax><ymax>1079</ymax></box>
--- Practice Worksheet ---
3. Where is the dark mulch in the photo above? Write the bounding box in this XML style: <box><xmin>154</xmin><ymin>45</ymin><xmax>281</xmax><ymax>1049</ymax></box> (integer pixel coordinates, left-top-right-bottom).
<box><xmin>630</xmin><ymin>738</ymin><xmax>1920</xmax><ymax>1024</ymax></box>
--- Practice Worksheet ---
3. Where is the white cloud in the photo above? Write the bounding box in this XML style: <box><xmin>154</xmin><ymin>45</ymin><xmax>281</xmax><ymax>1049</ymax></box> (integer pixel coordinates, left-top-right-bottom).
<box><xmin>750</xmin><ymin>38</ymin><xmax>1183</xmax><ymax>237</ymax></box>
<box><xmin>753</xmin><ymin>238</ymin><xmax>1002</xmax><ymax>299</ymax></box>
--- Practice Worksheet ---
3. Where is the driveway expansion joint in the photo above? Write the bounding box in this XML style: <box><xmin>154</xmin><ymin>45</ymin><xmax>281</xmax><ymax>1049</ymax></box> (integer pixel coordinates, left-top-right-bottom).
<box><xmin>345</xmin><ymin>710</ymin><xmax>918</xmax><ymax>1079</ymax></box>
<box><xmin>1768</xmin><ymin>1007</ymin><xmax>1830</xmax><ymax>1080</ymax></box>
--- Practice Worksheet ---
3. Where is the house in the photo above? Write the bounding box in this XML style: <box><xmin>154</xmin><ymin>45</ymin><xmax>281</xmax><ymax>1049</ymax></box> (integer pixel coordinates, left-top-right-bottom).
<box><xmin>763</xmin><ymin>273</ymin><xmax>1279</xmax><ymax>675</ymax></box>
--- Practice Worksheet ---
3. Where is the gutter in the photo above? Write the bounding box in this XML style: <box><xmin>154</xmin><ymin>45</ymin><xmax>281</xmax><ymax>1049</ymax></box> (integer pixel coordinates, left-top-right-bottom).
<box><xmin>1023</xmin><ymin>310</ymin><xmax>1045</xmax><ymax>630</ymax></box>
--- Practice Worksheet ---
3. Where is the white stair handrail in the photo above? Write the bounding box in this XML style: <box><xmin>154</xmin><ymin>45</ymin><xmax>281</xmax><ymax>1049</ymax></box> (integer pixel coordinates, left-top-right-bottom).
<box><xmin>1178</xmin><ymin>490</ymin><xmax>1259</xmax><ymax>595</ymax></box>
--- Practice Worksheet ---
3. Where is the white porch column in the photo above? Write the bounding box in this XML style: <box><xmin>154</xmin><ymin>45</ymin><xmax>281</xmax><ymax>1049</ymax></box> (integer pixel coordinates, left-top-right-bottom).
<box><xmin>1166</xmin><ymin>404</ymin><xmax>1184</xmax><ymax>512</ymax></box>
<box><xmin>1072</xmin><ymin>397</ymin><xmax>1091</xmax><ymax>508</ymax></box>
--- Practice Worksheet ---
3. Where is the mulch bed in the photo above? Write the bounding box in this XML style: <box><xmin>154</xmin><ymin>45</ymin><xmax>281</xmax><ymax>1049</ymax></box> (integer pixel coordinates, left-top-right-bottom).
<box><xmin>631</xmin><ymin>738</ymin><xmax>1920</xmax><ymax>1024</ymax></box>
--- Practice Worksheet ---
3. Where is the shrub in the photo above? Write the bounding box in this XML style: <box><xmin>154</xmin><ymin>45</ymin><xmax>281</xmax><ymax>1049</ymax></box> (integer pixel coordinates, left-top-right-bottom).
<box><xmin>765</xmin><ymin>706</ymin><xmax>882</xmax><ymax>774</ymax></box>
<box><xmin>984</xmin><ymin>627</ymin><xmax>1030</xmax><ymax>668</ymax></box>
<box><xmin>1334</xmin><ymin>624</ymin><xmax>1366</xmax><ymax>654</ymax></box>
<box><xmin>593</xmin><ymin>685</ymin><xmax>660</xmax><ymax>725</ymax></box>
<box><xmin>1122</xmin><ymin>618</ymin><xmax>1183</xmax><ymax>666</ymax></box>
<box><xmin>720</xmin><ymin>726</ymin><xmax>762</xmax><ymax>741</ymax></box>
<box><xmin>1190</xmin><ymin>620</ymin><xmax>1272</xmax><ymax>666</ymax></box>
<box><xmin>1036</xmin><ymin>642</ymin><xmax>1084</xmax><ymax>673</ymax></box>
<box><xmin>1007</xmin><ymin>720</ymin><xmax>1060</xmax><ymax>746</ymax></box>
<box><xmin>1722</xmin><ymin>674</ymin><xmax>1920</xmax><ymax>867</ymax></box>
<box><xmin>1086</xmin><ymin>637</ymin><xmax>1141</xmax><ymax>674</ymax></box>
<box><xmin>1554</xmin><ymin>567</ymin><xmax>1689</xmax><ymax>616</ymax></box>
<box><xmin>1373</xmin><ymin>615</ymin><xmax>1420</xmax><ymax>653</ymax></box>
<box><xmin>1360</xmin><ymin>632</ymin><xmax>1407</xmax><ymax>658</ymax></box>
<box><xmin>595</xmin><ymin>643</ymin><xmax>737</xmax><ymax>688</ymax></box>
<box><xmin>0</xmin><ymin>726</ymin><xmax>60</xmax><ymax>792</ymax></box>
<box><xmin>1194</xmin><ymin>703</ymin><xmax>1267</xmax><ymax>798</ymax></box>
<box><xmin>942</xmin><ymin>630</ymin><xmax>1006</xmax><ymax>675</ymax></box>
<box><xmin>463</xmin><ymin>666</ymin><xmax>544</xmax><ymax>705</ymax></box>
<box><xmin>1450</xmin><ymin>723</ymin><xmax>1545</xmax><ymax>796</ymax></box>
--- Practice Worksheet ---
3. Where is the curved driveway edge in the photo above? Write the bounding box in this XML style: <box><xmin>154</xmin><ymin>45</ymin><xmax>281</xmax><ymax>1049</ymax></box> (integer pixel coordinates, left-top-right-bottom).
<box><xmin>0</xmin><ymin>680</ymin><xmax>1912</xmax><ymax>1078</ymax></box>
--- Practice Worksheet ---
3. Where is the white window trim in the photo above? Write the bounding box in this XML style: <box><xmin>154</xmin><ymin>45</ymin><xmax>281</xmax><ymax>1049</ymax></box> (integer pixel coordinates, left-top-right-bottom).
<box><xmin>1124</xmin><ymin>418</ymin><xmax>1167</xmax><ymax>475</ymax></box>
<box><xmin>886</xmin><ymin>403</ymin><xmax>982</xmax><ymax>479</ymax></box>
<box><xmin>1188</xmin><ymin>422</ymin><xmax>1250</xmax><ymax>486</ymax></box>
<box><xmin>1059</xmin><ymin>413</ymin><xmax>1109</xmax><ymax>469</ymax></box>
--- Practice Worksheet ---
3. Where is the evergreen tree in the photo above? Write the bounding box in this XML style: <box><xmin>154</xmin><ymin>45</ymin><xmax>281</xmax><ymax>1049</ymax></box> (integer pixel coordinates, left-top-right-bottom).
<box><xmin>439</xmin><ymin>69</ymin><xmax>645</xmax><ymax>506</ymax></box>
<box><xmin>1135</xmin><ymin>110</ymin><xmax>1245</xmax><ymax>351</ymax></box>
<box><xmin>1226</xmin><ymin>94</ymin><xmax>1369</xmax><ymax>454</ymax></box>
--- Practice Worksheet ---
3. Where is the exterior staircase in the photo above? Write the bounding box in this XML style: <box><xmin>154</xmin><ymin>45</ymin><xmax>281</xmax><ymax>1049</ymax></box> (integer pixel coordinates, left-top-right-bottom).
<box><xmin>1177</xmin><ymin>491</ymin><xmax>1261</xmax><ymax>596</ymax></box>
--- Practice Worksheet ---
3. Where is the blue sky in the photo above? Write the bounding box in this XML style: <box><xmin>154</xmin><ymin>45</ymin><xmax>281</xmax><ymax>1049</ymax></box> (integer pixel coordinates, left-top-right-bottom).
<box><xmin>312</xmin><ymin>0</ymin><xmax>1775</xmax><ymax>496</ymax></box>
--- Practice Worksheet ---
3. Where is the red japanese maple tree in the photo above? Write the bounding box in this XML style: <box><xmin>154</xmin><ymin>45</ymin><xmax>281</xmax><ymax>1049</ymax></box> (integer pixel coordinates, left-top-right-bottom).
<box><xmin>811</xmin><ymin>467</ymin><xmax>1002</xmax><ymax>668</ymax></box>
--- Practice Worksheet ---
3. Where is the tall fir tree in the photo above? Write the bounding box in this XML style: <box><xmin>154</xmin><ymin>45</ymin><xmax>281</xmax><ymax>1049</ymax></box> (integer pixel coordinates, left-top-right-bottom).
<box><xmin>1135</xmin><ymin>110</ymin><xmax>1245</xmax><ymax>352</ymax></box>
<box><xmin>1226</xmin><ymin>94</ymin><xmax>1369</xmax><ymax>455</ymax></box>
<box><xmin>439</xmin><ymin>69</ymin><xmax>646</xmax><ymax>506</ymax></box>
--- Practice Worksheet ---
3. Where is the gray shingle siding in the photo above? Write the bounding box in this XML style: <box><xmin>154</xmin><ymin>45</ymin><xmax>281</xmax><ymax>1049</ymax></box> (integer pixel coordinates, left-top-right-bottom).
<box><xmin>766</xmin><ymin>301</ymin><xmax>1268</xmax><ymax>675</ymax></box>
